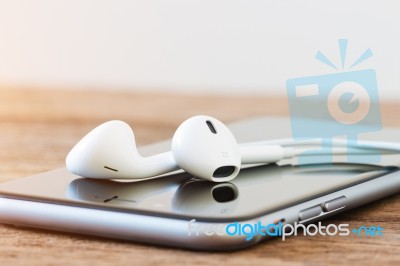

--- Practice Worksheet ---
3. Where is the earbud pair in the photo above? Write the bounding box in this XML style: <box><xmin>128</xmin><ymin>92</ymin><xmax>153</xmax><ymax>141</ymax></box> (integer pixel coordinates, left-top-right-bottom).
<box><xmin>66</xmin><ymin>115</ymin><xmax>290</xmax><ymax>182</ymax></box>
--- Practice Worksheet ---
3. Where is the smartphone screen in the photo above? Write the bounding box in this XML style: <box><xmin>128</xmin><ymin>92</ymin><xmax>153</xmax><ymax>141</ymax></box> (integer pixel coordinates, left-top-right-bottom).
<box><xmin>0</xmin><ymin>163</ymin><xmax>395</xmax><ymax>222</ymax></box>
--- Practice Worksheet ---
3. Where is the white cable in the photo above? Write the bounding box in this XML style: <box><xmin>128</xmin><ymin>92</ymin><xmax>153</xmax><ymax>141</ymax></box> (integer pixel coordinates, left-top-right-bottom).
<box><xmin>241</xmin><ymin>138</ymin><xmax>400</xmax><ymax>154</ymax></box>
<box><xmin>286</xmin><ymin>147</ymin><xmax>395</xmax><ymax>157</ymax></box>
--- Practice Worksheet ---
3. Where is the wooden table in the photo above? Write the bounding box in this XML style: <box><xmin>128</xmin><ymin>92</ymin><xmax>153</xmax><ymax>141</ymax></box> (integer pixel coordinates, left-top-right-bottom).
<box><xmin>0</xmin><ymin>88</ymin><xmax>399</xmax><ymax>265</ymax></box>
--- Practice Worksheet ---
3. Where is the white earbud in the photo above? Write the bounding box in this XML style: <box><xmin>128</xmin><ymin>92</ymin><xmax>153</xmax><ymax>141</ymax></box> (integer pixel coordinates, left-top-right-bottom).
<box><xmin>66</xmin><ymin>115</ymin><xmax>290</xmax><ymax>182</ymax></box>
<box><xmin>171</xmin><ymin>115</ymin><xmax>288</xmax><ymax>181</ymax></box>
<box><xmin>66</xmin><ymin>120</ymin><xmax>179</xmax><ymax>180</ymax></box>
<box><xmin>171</xmin><ymin>116</ymin><xmax>241</xmax><ymax>182</ymax></box>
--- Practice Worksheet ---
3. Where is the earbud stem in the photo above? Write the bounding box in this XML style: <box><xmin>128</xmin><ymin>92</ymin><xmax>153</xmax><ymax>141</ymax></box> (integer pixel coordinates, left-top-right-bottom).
<box><xmin>239</xmin><ymin>145</ymin><xmax>285</xmax><ymax>164</ymax></box>
<box><xmin>140</xmin><ymin>151</ymin><xmax>180</xmax><ymax>177</ymax></box>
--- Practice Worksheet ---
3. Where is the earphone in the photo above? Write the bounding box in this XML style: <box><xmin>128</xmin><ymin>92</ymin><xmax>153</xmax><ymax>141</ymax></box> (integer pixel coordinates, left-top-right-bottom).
<box><xmin>66</xmin><ymin>115</ymin><xmax>293</xmax><ymax>182</ymax></box>
<box><xmin>66</xmin><ymin>115</ymin><xmax>399</xmax><ymax>182</ymax></box>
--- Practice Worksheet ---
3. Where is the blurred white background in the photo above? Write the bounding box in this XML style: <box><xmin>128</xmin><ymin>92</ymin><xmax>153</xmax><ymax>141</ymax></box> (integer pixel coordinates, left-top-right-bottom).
<box><xmin>0</xmin><ymin>0</ymin><xmax>399</xmax><ymax>99</ymax></box>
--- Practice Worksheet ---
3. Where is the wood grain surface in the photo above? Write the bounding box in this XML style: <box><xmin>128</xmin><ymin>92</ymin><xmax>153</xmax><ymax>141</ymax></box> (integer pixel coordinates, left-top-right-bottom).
<box><xmin>0</xmin><ymin>88</ymin><xmax>399</xmax><ymax>266</ymax></box>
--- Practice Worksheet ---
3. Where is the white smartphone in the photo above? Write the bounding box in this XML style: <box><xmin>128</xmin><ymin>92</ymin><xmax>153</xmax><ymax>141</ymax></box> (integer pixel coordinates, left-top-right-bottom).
<box><xmin>0</xmin><ymin>117</ymin><xmax>399</xmax><ymax>250</ymax></box>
